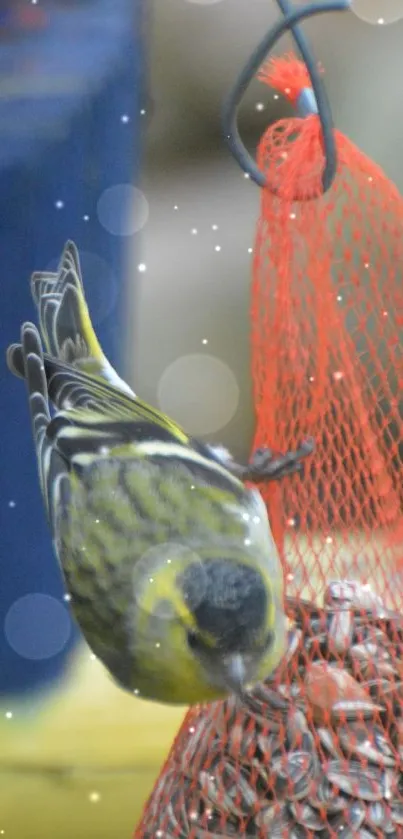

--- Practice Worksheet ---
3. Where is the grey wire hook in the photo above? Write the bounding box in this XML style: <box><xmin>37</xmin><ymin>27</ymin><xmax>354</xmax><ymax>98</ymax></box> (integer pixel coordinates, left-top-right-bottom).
<box><xmin>222</xmin><ymin>0</ymin><xmax>350</xmax><ymax>197</ymax></box>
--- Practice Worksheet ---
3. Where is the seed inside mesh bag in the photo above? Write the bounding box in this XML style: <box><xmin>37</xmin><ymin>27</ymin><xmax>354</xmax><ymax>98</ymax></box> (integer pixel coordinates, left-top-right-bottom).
<box><xmin>391</xmin><ymin>800</ymin><xmax>403</xmax><ymax>825</ymax></box>
<box><xmin>289</xmin><ymin>800</ymin><xmax>326</xmax><ymax>830</ymax></box>
<box><xmin>317</xmin><ymin>725</ymin><xmax>343</xmax><ymax>758</ymax></box>
<box><xmin>326</xmin><ymin>760</ymin><xmax>395</xmax><ymax>801</ymax></box>
<box><xmin>331</xmin><ymin>698</ymin><xmax>384</xmax><ymax>720</ymax></box>
<box><xmin>365</xmin><ymin>800</ymin><xmax>394</xmax><ymax>831</ymax></box>
<box><xmin>258</xmin><ymin>804</ymin><xmax>294</xmax><ymax>837</ymax></box>
<box><xmin>139</xmin><ymin>581</ymin><xmax>403</xmax><ymax>838</ymax></box>
<box><xmin>311</xmin><ymin>789</ymin><xmax>348</xmax><ymax>816</ymax></box>
<box><xmin>326</xmin><ymin>798</ymin><xmax>366</xmax><ymax>834</ymax></box>
<box><xmin>328</xmin><ymin>608</ymin><xmax>354</xmax><ymax>655</ymax></box>
<box><xmin>270</xmin><ymin>750</ymin><xmax>317</xmax><ymax>801</ymax></box>
<box><xmin>324</xmin><ymin>580</ymin><xmax>387</xmax><ymax>617</ymax></box>
<box><xmin>338</xmin><ymin>722</ymin><xmax>395</xmax><ymax>767</ymax></box>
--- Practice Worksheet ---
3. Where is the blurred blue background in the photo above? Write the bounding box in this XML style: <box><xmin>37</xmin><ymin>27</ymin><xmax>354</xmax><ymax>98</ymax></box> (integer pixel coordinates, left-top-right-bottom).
<box><xmin>0</xmin><ymin>8</ymin><xmax>185</xmax><ymax>839</ymax></box>
<box><xmin>0</xmin><ymin>0</ymin><xmax>144</xmax><ymax>697</ymax></box>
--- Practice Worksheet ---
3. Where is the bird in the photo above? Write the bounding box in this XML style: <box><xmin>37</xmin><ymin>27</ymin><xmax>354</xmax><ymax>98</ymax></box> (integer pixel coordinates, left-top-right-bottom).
<box><xmin>7</xmin><ymin>240</ymin><xmax>313</xmax><ymax>705</ymax></box>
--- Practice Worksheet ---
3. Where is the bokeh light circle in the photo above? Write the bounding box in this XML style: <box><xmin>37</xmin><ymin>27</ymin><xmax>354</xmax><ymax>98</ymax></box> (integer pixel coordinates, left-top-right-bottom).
<box><xmin>4</xmin><ymin>593</ymin><xmax>71</xmax><ymax>661</ymax></box>
<box><xmin>97</xmin><ymin>184</ymin><xmax>149</xmax><ymax>236</ymax></box>
<box><xmin>132</xmin><ymin>543</ymin><xmax>207</xmax><ymax>620</ymax></box>
<box><xmin>157</xmin><ymin>354</ymin><xmax>239</xmax><ymax>435</ymax></box>
<box><xmin>351</xmin><ymin>0</ymin><xmax>403</xmax><ymax>23</ymax></box>
<box><xmin>46</xmin><ymin>250</ymin><xmax>117</xmax><ymax>327</ymax></box>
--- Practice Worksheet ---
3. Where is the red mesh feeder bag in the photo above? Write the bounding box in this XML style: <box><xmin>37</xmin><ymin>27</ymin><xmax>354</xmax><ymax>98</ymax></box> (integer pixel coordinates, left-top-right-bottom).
<box><xmin>135</xmin><ymin>55</ymin><xmax>403</xmax><ymax>838</ymax></box>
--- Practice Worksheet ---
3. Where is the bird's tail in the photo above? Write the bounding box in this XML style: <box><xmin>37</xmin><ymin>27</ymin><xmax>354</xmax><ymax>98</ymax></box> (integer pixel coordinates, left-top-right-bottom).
<box><xmin>7</xmin><ymin>322</ymin><xmax>69</xmax><ymax>529</ymax></box>
<box><xmin>8</xmin><ymin>240</ymin><xmax>134</xmax><ymax>397</ymax></box>
<box><xmin>31</xmin><ymin>240</ymin><xmax>106</xmax><ymax>368</ymax></box>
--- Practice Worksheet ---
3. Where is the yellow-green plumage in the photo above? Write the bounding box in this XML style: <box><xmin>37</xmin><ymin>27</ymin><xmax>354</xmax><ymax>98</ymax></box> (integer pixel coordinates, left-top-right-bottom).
<box><xmin>6</xmin><ymin>240</ymin><xmax>296</xmax><ymax>705</ymax></box>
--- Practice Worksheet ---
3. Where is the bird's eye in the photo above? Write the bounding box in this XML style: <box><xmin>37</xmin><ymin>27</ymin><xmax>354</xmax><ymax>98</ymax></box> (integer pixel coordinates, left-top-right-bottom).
<box><xmin>187</xmin><ymin>631</ymin><xmax>203</xmax><ymax>652</ymax></box>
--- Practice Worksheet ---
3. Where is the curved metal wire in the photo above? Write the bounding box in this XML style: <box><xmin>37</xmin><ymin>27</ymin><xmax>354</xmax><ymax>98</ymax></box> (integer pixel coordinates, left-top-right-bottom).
<box><xmin>222</xmin><ymin>0</ymin><xmax>350</xmax><ymax>197</ymax></box>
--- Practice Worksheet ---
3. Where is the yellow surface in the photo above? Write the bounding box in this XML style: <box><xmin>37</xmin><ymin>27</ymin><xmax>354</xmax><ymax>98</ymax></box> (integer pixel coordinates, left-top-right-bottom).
<box><xmin>0</xmin><ymin>646</ymin><xmax>186</xmax><ymax>838</ymax></box>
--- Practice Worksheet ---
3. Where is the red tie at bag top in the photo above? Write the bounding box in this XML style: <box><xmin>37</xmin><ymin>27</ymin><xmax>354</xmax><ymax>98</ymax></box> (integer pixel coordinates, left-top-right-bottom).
<box><xmin>135</xmin><ymin>55</ymin><xmax>403</xmax><ymax>839</ymax></box>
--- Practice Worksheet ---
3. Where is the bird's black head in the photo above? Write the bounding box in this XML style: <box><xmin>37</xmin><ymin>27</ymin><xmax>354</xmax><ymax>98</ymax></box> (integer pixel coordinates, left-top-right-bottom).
<box><xmin>179</xmin><ymin>558</ymin><xmax>270</xmax><ymax>655</ymax></box>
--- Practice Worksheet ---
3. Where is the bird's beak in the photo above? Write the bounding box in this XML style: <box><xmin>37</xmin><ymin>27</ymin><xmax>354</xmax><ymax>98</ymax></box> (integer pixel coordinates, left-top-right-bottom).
<box><xmin>223</xmin><ymin>654</ymin><xmax>248</xmax><ymax>697</ymax></box>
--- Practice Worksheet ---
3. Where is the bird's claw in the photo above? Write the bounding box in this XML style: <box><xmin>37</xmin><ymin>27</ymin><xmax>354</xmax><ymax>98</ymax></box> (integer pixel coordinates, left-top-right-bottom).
<box><xmin>233</xmin><ymin>438</ymin><xmax>315</xmax><ymax>483</ymax></box>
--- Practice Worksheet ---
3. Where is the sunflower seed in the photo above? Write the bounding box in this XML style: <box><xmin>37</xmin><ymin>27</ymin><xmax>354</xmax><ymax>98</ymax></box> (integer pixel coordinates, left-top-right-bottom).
<box><xmin>289</xmin><ymin>822</ymin><xmax>322</xmax><ymax>837</ymax></box>
<box><xmin>289</xmin><ymin>800</ymin><xmax>326</xmax><ymax>830</ymax></box>
<box><xmin>328</xmin><ymin>608</ymin><xmax>354</xmax><ymax>655</ymax></box>
<box><xmin>278</xmin><ymin>681</ymin><xmax>302</xmax><ymax>701</ymax></box>
<box><xmin>326</xmin><ymin>800</ymin><xmax>366</xmax><ymax>836</ymax></box>
<box><xmin>325</xmin><ymin>580</ymin><xmax>387</xmax><ymax>618</ymax></box>
<box><xmin>165</xmin><ymin>800</ymin><xmax>188</xmax><ymax>834</ymax></box>
<box><xmin>199</xmin><ymin>771</ymin><xmax>234</xmax><ymax>817</ymax></box>
<box><xmin>286</xmin><ymin>708</ymin><xmax>311</xmax><ymax>739</ymax></box>
<box><xmin>326</xmin><ymin>761</ymin><xmax>388</xmax><ymax>800</ymax></box>
<box><xmin>331</xmin><ymin>698</ymin><xmax>384</xmax><ymax>720</ymax></box>
<box><xmin>350</xmin><ymin>642</ymin><xmax>382</xmax><ymax>660</ymax></box>
<box><xmin>262</xmin><ymin>805</ymin><xmax>295</xmax><ymax>837</ymax></box>
<box><xmin>317</xmin><ymin>726</ymin><xmax>343</xmax><ymax>758</ymax></box>
<box><xmin>391</xmin><ymin>800</ymin><xmax>403</xmax><ymax>824</ymax></box>
<box><xmin>365</xmin><ymin>800</ymin><xmax>394</xmax><ymax>830</ymax></box>
<box><xmin>192</xmin><ymin>831</ymin><xmax>240</xmax><ymax>839</ymax></box>
<box><xmin>308</xmin><ymin>778</ymin><xmax>347</xmax><ymax>813</ymax></box>
<box><xmin>226</xmin><ymin>723</ymin><xmax>255</xmax><ymax>763</ymax></box>
<box><xmin>181</xmin><ymin>717</ymin><xmax>216</xmax><ymax>772</ymax></box>
<box><xmin>138</xmin><ymin>579</ymin><xmax>403</xmax><ymax>839</ymax></box>
<box><xmin>253</xmin><ymin>803</ymin><xmax>279</xmax><ymax>829</ymax></box>
<box><xmin>356</xmin><ymin>626</ymin><xmax>390</xmax><ymax>646</ymax></box>
<box><xmin>338</xmin><ymin>722</ymin><xmax>395</xmax><ymax>766</ymax></box>
<box><xmin>383</xmin><ymin>768</ymin><xmax>399</xmax><ymax>800</ymax></box>
<box><xmin>200</xmin><ymin>765</ymin><xmax>258</xmax><ymax>819</ymax></box>
<box><xmin>250</xmin><ymin>682</ymin><xmax>291</xmax><ymax>711</ymax></box>
<box><xmin>271</xmin><ymin>750</ymin><xmax>318</xmax><ymax>801</ymax></box>
<box><xmin>256</xmin><ymin>731</ymin><xmax>282</xmax><ymax>763</ymax></box>
<box><xmin>364</xmin><ymin>678</ymin><xmax>397</xmax><ymax>703</ymax></box>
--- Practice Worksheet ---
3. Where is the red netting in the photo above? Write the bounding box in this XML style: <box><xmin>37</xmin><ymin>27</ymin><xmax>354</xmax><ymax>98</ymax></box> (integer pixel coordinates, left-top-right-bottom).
<box><xmin>135</xmin><ymin>55</ymin><xmax>403</xmax><ymax>838</ymax></box>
